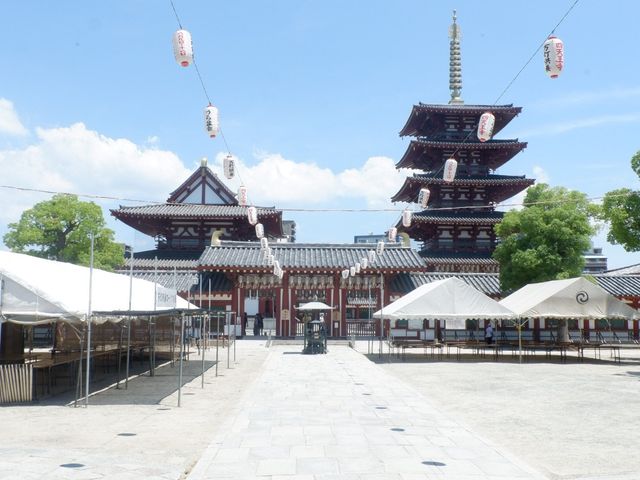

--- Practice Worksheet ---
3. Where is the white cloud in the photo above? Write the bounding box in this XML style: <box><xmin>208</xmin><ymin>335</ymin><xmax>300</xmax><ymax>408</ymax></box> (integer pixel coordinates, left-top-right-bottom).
<box><xmin>212</xmin><ymin>152</ymin><xmax>407</xmax><ymax>208</ymax></box>
<box><xmin>532</xmin><ymin>165</ymin><xmax>549</xmax><ymax>184</ymax></box>
<box><xmin>513</xmin><ymin>113</ymin><xmax>640</xmax><ymax>138</ymax></box>
<box><xmin>0</xmin><ymin>98</ymin><xmax>28</xmax><ymax>136</ymax></box>
<box><xmin>0</xmin><ymin>122</ymin><xmax>191</xmax><ymax>225</ymax></box>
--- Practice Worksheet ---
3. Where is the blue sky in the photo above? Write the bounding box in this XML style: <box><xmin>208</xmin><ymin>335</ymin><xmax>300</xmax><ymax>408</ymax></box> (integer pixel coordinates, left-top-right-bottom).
<box><xmin>2</xmin><ymin>0</ymin><xmax>640</xmax><ymax>268</ymax></box>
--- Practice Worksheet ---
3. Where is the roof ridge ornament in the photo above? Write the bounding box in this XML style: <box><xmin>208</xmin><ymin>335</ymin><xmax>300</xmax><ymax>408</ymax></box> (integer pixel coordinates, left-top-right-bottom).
<box><xmin>448</xmin><ymin>10</ymin><xmax>463</xmax><ymax>105</ymax></box>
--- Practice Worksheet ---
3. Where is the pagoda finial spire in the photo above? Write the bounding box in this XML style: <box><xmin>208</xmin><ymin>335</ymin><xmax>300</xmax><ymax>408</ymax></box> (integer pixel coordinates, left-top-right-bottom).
<box><xmin>448</xmin><ymin>10</ymin><xmax>463</xmax><ymax>105</ymax></box>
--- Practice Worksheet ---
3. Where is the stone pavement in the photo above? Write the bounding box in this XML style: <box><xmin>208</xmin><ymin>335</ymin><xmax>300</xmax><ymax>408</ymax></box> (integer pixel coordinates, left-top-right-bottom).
<box><xmin>188</xmin><ymin>344</ymin><xmax>544</xmax><ymax>480</ymax></box>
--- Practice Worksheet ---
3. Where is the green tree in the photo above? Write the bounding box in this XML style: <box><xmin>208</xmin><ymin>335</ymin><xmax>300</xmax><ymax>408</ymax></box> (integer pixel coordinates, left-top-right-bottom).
<box><xmin>493</xmin><ymin>184</ymin><xmax>597</xmax><ymax>292</ymax></box>
<box><xmin>3</xmin><ymin>194</ymin><xmax>124</xmax><ymax>270</ymax></box>
<box><xmin>600</xmin><ymin>151</ymin><xmax>640</xmax><ymax>251</ymax></box>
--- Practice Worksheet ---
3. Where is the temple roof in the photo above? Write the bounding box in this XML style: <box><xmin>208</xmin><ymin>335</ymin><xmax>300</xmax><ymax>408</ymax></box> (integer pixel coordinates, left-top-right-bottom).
<box><xmin>114</xmin><ymin>204</ymin><xmax>281</xmax><ymax>220</ymax></box>
<box><xmin>199</xmin><ymin>242</ymin><xmax>427</xmax><ymax>272</ymax></box>
<box><xmin>390</xmin><ymin>272</ymin><xmax>640</xmax><ymax>298</ymax></box>
<box><xmin>391</xmin><ymin>272</ymin><xmax>501</xmax><ymax>296</ymax></box>
<box><xmin>167</xmin><ymin>164</ymin><xmax>238</xmax><ymax>204</ymax></box>
<box><xmin>399</xmin><ymin>103</ymin><xmax>522</xmax><ymax>138</ymax></box>
<box><xmin>111</xmin><ymin>204</ymin><xmax>283</xmax><ymax>238</ymax></box>
<box><xmin>399</xmin><ymin>210</ymin><xmax>504</xmax><ymax>227</ymax></box>
<box><xmin>396</xmin><ymin>139</ymin><xmax>527</xmax><ymax>170</ymax></box>
<box><xmin>123</xmin><ymin>249</ymin><xmax>201</xmax><ymax>269</ymax></box>
<box><xmin>421</xmin><ymin>253</ymin><xmax>499</xmax><ymax>266</ymax></box>
<box><xmin>391</xmin><ymin>173</ymin><xmax>534</xmax><ymax>203</ymax></box>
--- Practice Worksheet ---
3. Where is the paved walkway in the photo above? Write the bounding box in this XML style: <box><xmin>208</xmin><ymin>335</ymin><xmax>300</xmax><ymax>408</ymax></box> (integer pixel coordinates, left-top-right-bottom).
<box><xmin>188</xmin><ymin>345</ymin><xmax>544</xmax><ymax>480</ymax></box>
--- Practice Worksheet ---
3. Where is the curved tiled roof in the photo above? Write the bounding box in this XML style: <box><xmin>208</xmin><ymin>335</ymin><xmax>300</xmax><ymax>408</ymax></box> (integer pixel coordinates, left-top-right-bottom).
<box><xmin>399</xmin><ymin>103</ymin><xmax>522</xmax><ymax>138</ymax></box>
<box><xmin>391</xmin><ymin>272</ymin><xmax>501</xmax><ymax>296</ymax></box>
<box><xmin>405</xmin><ymin>210</ymin><xmax>504</xmax><ymax>225</ymax></box>
<box><xmin>593</xmin><ymin>275</ymin><xmax>640</xmax><ymax>296</ymax></box>
<box><xmin>412</xmin><ymin>172</ymin><xmax>533</xmax><ymax>186</ymax></box>
<box><xmin>199</xmin><ymin>241</ymin><xmax>427</xmax><ymax>272</ymax></box>
<box><xmin>112</xmin><ymin>204</ymin><xmax>280</xmax><ymax>219</ymax></box>
<box><xmin>396</xmin><ymin>139</ymin><xmax>527</xmax><ymax>170</ymax></box>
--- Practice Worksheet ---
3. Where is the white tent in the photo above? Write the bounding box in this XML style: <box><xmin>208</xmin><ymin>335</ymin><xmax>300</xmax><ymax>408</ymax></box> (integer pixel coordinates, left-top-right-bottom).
<box><xmin>297</xmin><ymin>301</ymin><xmax>334</xmax><ymax>311</ymax></box>
<box><xmin>499</xmin><ymin>276</ymin><xmax>640</xmax><ymax>320</ymax></box>
<box><xmin>372</xmin><ymin>277</ymin><xmax>515</xmax><ymax>329</ymax></box>
<box><xmin>0</xmin><ymin>251</ymin><xmax>196</xmax><ymax>325</ymax></box>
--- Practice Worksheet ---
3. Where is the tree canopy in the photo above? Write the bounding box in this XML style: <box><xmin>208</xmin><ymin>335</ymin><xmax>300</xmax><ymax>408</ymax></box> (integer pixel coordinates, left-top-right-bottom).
<box><xmin>600</xmin><ymin>151</ymin><xmax>640</xmax><ymax>251</ymax></box>
<box><xmin>3</xmin><ymin>194</ymin><xmax>124</xmax><ymax>271</ymax></box>
<box><xmin>493</xmin><ymin>184</ymin><xmax>597</xmax><ymax>292</ymax></box>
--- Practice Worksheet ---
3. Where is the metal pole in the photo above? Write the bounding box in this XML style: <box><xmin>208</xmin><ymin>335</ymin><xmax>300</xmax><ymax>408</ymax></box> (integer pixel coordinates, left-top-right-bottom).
<box><xmin>85</xmin><ymin>233</ymin><xmax>94</xmax><ymax>407</ymax></box>
<box><xmin>126</xmin><ymin>245</ymin><xmax>134</xmax><ymax>389</ymax></box>
<box><xmin>125</xmin><ymin>318</ymin><xmax>131</xmax><ymax>389</ymax></box>
<box><xmin>201</xmin><ymin>318</ymin><xmax>205</xmax><ymax>388</ymax></box>
<box><xmin>75</xmin><ymin>328</ymin><xmax>84</xmax><ymax>407</ymax></box>
<box><xmin>116</xmin><ymin>323</ymin><xmax>124</xmax><ymax>389</ymax></box>
<box><xmin>216</xmin><ymin>313</ymin><xmax>220</xmax><ymax>377</ymax></box>
<box><xmin>178</xmin><ymin>314</ymin><xmax>184</xmax><ymax>407</ymax></box>
<box><xmin>227</xmin><ymin>312</ymin><xmax>231</xmax><ymax>369</ymax></box>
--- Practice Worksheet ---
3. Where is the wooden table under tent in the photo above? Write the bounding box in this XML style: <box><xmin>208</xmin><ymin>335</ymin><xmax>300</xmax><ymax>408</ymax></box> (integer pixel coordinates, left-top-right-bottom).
<box><xmin>0</xmin><ymin>251</ymin><xmax>209</xmax><ymax>406</ymax></box>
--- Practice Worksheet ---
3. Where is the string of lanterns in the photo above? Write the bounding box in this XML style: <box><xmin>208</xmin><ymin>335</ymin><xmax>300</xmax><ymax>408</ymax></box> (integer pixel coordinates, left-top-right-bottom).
<box><xmin>169</xmin><ymin>1</ymin><xmax>572</xmax><ymax>278</ymax></box>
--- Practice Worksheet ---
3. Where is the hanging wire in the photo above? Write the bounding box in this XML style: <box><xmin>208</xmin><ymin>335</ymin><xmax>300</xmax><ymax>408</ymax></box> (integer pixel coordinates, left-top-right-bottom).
<box><xmin>439</xmin><ymin>0</ymin><xmax>581</xmax><ymax>170</ymax></box>
<box><xmin>0</xmin><ymin>183</ymin><xmax>631</xmax><ymax>212</ymax></box>
<box><xmin>169</xmin><ymin>0</ymin><xmax>183</xmax><ymax>29</ymax></box>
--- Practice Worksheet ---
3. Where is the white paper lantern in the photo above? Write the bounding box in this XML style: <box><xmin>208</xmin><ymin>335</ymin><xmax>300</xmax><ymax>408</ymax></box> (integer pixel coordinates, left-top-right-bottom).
<box><xmin>172</xmin><ymin>29</ymin><xmax>193</xmax><ymax>67</ymax></box>
<box><xmin>355</xmin><ymin>262</ymin><xmax>361</xmax><ymax>274</ymax></box>
<box><xmin>247</xmin><ymin>206</ymin><xmax>258</xmax><ymax>225</ymax></box>
<box><xmin>361</xmin><ymin>257</ymin><xmax>368</xmax><ymax>270</ymax></box>
<box><xmin>263</xmin><ymin>247</ymin><xmax>272</xmax><ymax>260</ymax></box>
<box><xmin>273</xmin><ymin>260</ymin><xmax>280</xmax><ymax>275</ymax></box>
<box><xmin>255</xmin><ymin>223</ymin><xmax>264</xmax><ymax>239</ymax></box>
<box><xmin>204</xmin><ymin>104</ymin><xmax>219</xmax><ymax>138</ymax></box>
<box><xmin>443</xmin><ymin>158</ymin><xmax>457</xmax><ymax>183</ymax></box>
<box><xmin>376</xmin><ymin>241</ymin><xmax>385</xmax><ymax>255</ymax></box>
<box><xmin>402</xmin><ymin>209</ymin><xmax>412</xmax><ymax>228</ymax></box>
<box><xmin>543</xmin><ymin>35</ymin><xmax>564</xmax><ymax>78</ymax></box>
<box><xmin>238</xmin><ymin>185</ymin><xmax>248</xmax><ymax>206</ymax></box>
<box><xmin>368</xmin><ymin>250</ymin><xmax>376</xmax><ymax>263</ymax></box>
<box><xmin>418</xmin><ymin>188</ymin><xmax>430</xmax><ymax>209</ymax></box>
<box><xmin>260</xmin><ymin>237</ymin><xmax>269</xmax><ymax>250</ymax></box>
<box><xmin>341</xmin><ymin>269</ymin><xmax>349</xmax><ymax>279</ymax></box>
<box><xmin>477</xmin><ymin>112</ymin><xmax>495</xmax><ymax>142</ymax></box>
<box><xmin>223</xmin><ymin>155</ymin><xmax>235</xmax><ymax>179</ymax></box>
<box><xmin>388</xmin><ymin>227</ymin><xmax>397</xmax><ymax>242</ymax></box>
<box><xmin>267</xmin><ymin>254</ymin><xmax>275</xmax><ymax>266</ymax></box>
<box><xmin>350</xmin><ymin>266</ymin><xmax>356</xmax><ymax>277</ymax></box>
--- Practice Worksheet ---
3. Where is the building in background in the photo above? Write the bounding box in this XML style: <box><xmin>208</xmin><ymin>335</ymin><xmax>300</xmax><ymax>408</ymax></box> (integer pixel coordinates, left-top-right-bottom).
<box><xmin>583</xmin><ymin>246</ymin><xmax>608</xmax><ymax>274</ymax></box>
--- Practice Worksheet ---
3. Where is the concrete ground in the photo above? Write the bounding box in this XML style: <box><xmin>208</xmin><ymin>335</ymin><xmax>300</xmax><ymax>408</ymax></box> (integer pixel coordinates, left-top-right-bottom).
<box><xmin>1</xmin><ymin>339</ymin><xmax>640</xmax><ymax>479</ymax></box>
<box><xmin>367</xmin><ymin>341</ymin><xmax>640</xmax><ymax>480</ymax></box>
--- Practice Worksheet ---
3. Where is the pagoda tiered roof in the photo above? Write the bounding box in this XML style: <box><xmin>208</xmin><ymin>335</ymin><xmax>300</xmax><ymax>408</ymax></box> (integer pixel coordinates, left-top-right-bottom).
<box><xmin>396</xmin><ymin>139</ymin><xmax>527</xmax><ymax>170</ymax></box>
<box><xmin>199</xmin><ymin>242</ymin><xmax>427</xmax><ymax>273</ymax></box>
<box><xmin>399</xmin><ymin>103</ymin><xmax>522</xmax><ymax>138</ymax></box>
<box><xmin>420</xmin><ymin>251</ymin><xmax>499</xmax><ymax>268</ymax></box>
<box><xmin>396</xmin><ymin>210</ymin><xmax>503</xmax><ymax>240</ymax></box>
<box><xmin>400</xmin><ymin>210</ymin><xmax>504</xmax><ymax>226</ymax></box>
<box><xmin>391</xmin><ymin>173</ymin><xmax>534</xmax><ymax>204</ymax></box>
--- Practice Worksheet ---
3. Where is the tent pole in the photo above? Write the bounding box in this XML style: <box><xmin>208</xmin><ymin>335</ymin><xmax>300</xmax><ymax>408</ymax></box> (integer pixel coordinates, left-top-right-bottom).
<box><xmin>116</xmin><ymin>323</ymin><xmax>124</xmax><ymax>389</ymax></box>
<box><xmin>84</xmin><ymin>233</ymin><xmax>94</xmax><ymax>408</ymax></box>
<box><xmin>178</xmin><ymin>313</ymin><xmax>185</xmax><ymax>407</ymax></box>
<box><xmin>201</xmin><ymin>316</ymin><xmax>205</xmax><ymax>389</ymax></box>
<box><xmin>216</xmin><ymin>313</ymin><xmax>220</xmax><ymax>377</ymax></box>
<box><xmin>227</xmin><ymin>312</ymin><xmax>230</xmax><ymax>369</ymax></box>
<box><xmin>151</xmin><ymin>315</ymin><xmax>156</xmax><ymax>376</ymax></box>
<box><xmin>125</xmin><ymin>317</ymin><xmax>131</xmax><ymax>389</ymax></box>
<box><xmin>126</xmin><ymin>243</ymin><xmax>134</xmax><ymax>389</ymax></box>
<box><xmin>75</xmin><ymin>327</ymin><xmax>85</xmax><ymax>408</ymax></box>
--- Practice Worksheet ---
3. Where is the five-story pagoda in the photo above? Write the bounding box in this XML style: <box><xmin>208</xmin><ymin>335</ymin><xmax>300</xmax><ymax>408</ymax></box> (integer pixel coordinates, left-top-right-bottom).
<box><xmin>393</xmin><ymin>11</ymin><xmax>534</xmax><ymax>273</ymax></box>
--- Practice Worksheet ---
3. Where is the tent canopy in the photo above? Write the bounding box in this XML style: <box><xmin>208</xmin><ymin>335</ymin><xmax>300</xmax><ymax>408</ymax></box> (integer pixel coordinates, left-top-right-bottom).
<box><xmin>372</xmin><ymin>277</ymin><xmax>515</xmax><ymax>328</ymax></box>
<box><xmin>0</xmin><ymin>251</ymin><xmax>196</xmax><ymax>324</ymax></box>
<box><xmin>297</xmin><ymin>301</ymin><xmax>334</xmax><ymax>311</ymax></box>
<box><xmin>499</xmin><ymin>276</ymin><xmax>640</xmax><ymax>320</ymax></box>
